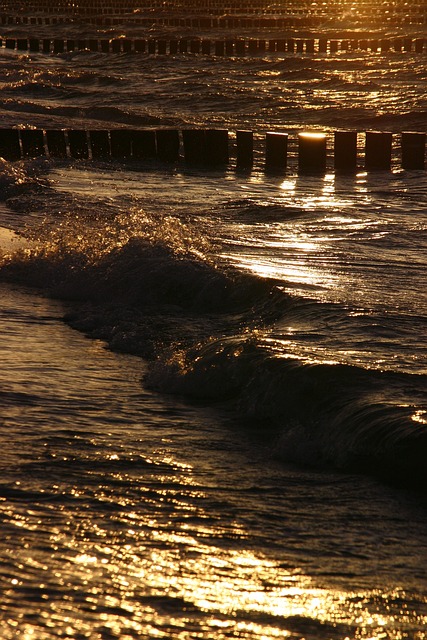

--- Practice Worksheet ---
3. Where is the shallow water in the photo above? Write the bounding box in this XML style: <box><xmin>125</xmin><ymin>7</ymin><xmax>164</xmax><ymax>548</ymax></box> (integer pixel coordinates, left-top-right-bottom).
<box><xmin>0</xmin><ymin>8</ymin><xmax>426</xmax><ymax>638</ymax></box>
<box><xmin>0</xmin><ymin>283</ymin><xmax>427</xmax><ymax>639</ymax></box>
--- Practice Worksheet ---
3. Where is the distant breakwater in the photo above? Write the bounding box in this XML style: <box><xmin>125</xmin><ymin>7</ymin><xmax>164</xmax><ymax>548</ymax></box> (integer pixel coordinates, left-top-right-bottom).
<box><xmin>1</xmin><ymin>34</ymin><xmax>427</xmax><ymax>55</ymax></box>
<box><xmin>1</xmin><ymin>128</ymin><xmax>425</xmax><ymax>172</ymax></box>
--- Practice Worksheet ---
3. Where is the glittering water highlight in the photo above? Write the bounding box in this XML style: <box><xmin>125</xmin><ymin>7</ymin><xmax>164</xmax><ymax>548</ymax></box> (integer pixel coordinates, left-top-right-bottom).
<box><xmin>0</xmin><ymin>9</ymin><xmax>426</xmax><ymax>638</ymax></box>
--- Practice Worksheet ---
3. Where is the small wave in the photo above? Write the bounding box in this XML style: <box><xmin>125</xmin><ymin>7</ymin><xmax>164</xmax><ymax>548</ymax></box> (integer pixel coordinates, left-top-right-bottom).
<box><xmin>147</xmin><ymin>336</ymin><xmax>427</xmax><ymax>490</ymax></box>
<box><xmin>1</xmin><ymin>178</ymin><xmax>425</xmax><ymax>490</ymax></box>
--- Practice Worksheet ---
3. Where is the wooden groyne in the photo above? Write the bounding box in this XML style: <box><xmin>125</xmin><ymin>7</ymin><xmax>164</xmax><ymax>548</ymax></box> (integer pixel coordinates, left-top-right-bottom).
<box><xmin>1</xmin><ymin>128</ymin><xmax>425</xmax><ymax>172</ymax></box>
<box><xmin>1</xmin><ymin>35</ymin><xmax>426</xmax><ymax>55</ymax></box>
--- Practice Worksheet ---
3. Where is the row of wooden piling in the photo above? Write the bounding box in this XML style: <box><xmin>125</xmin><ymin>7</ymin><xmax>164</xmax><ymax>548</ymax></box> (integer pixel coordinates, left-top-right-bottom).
<box><xmin>1</xmin><ymin>0</ymin><xmax>426</xmax><ymax>12</ymax></box>
<box><xmin>1</xmin><ymin>128</ymin><xmax>425</xmax><ymax>171</ymax></box>
<box><xmin>1</xmin><ymin>35</ymin><xmax>426</xmax><ymax>55</ymax></box>
<box><xmin>1</xmin><ymin>12</ymin><xmax>427</xmax><ymax>27</ymax></box>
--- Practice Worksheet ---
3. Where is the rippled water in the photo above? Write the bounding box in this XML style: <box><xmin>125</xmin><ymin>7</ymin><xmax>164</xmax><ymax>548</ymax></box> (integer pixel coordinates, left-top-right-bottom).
<box><xmin>1</xmin><ymin>283</ymin><xmax>427</xmax><ymax>639</ymax></box>
<box><xmin>0</xmin><ymin>10</ymin><xmax>426</xmax><ymax>639</ymax></box>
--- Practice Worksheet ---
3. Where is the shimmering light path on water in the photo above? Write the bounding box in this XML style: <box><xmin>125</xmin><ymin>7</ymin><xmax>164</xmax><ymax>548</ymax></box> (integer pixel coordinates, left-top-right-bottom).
<box><xmin>0</xmin><ymin>283</ymin><xmax>427</xmax><ymax>638</ymax></box>
<box><xmin>51</xmin><ymin>165</ymin><xmax>427</xmax><ymax>375</ymax></box>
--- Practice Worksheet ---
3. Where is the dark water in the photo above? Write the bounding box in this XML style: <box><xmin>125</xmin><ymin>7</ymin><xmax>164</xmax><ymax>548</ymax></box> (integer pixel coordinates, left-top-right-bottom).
<box><xmin>0</xmin><ymin>8</ymin><xmax>426</xmax><ymax>639</ymax></box>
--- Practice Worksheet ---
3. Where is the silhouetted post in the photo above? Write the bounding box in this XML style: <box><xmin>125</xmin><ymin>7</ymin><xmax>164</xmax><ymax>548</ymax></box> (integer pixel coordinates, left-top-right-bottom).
<box><xmin>182</xmin><ymin>129</ymin><xmax>206</xmax><ymax>164</ymax></box>
<box><xmin>318</xmin><ymin>38</ymin><xmax>327</xmax><ymax>53</ymax></box>
<box><xmin>298</xmin><ymin>132</ymin><xmax>327</xmax><ymax>172</ymax></box>
<box><xmin>156</xmin><ymin>130</ymin><xmax>180</xmax><ymax>162</ymax></box>
<box><xmin>365</xmin><ymin>131</ymin><xmax>393</xmax><ymax>170</ymax></box>
<box><xmin>68</xmin><ymin>130</ymin><xmax>89</xmax><ymax>159</ymax></box>
<box><xmin>201</xmin><ymin>40</ymin><xmax>211</xmax><ymax>54</ymax></box>
<box><xmin>110</xmin><ymin>130</ymin><xmax>133</xmax><ymax>158</ymax></box>
<box><xmin>235</xmin><ymin>40</ymin><xmax>246</xmax><ymax>55</ymax></box>
<box><xmin>236</xmin><ymin>130</ymin><xmax>253</xmax><ymax>169</ymax></box>
<box><xmin>306</xmin><ymin>39</ymin><xmax>315</xmax><ymax>53</ymax></box>
<box><xmin>157</xmin><ymin>40</ymin><xmax>167</xmax><ymax>55</ymax></box>
<box><xmin>100</xmin><ymin>39</ymin><xmax>110</xmax><ymax>53</ymax></box>
<box><xmin>265</xmin><ymin>132</ymin><xmax>288</xmax><ymax>171</ymax></box>
<box><xmin>225</xmin><ymin>40</ymin><xmax>234</xmax><ymax>55</ymax></box>
<box><xmin>190</xmin><ymin>40</ymin><xmax>200</xmax><ymax>54</ymax></box>
<box><xmin>111</xmin><ymin>39</ymin><xmax>121</xmax><ymax>53</ymax></box>
<box><xmin>415</xmin><ymin>39</ymin><xmax>424</xmax><ymax>53</ymax></box>
<box><xmin>134</xmin><ymin>39</ymin><xmax>146</xmax><ymax>53</ymax></box>
<box><xmin>29</xmin><ymin>38</ymin><xmax>40</xmax><ymax>52</ymax></box>
<box><xmin>334</xmin><ymin>131</ymin><xmax>358</xmax><ymax>172</ymax></box>
<box><xmin>21</xmin><ymin>129</ymin><xmax>45</xmax><ymax>157</ymax></box>
<box><xmin>215</xmin><ymin>40</ymin><xmax>225</xmax><ymax>56</ymax></box>
<box><xmin>401</xmin><ymin>132</ymin><xmax>425</xmax><ymax>170</ymax></box>
<box><xmin>132</xmin><ymin>130</ymin><xmax>157</xmax><ymax>160</ymax></box>
<box><xmin>0</xmin><ymin>129</ymin><xmax>21</xmax><ymax>160</ymax></box>
<box><xmin>53</xmin><ymin>39</ymin><xmax>65</xmax><ymax>53</ymax></box>
<box><xmin>90</xmin><ymin>130</ymin><xmax>110</xmax><ymax>159</ymax></box>
<box><xmin>206</xmin><ymin>129</ymin><xmax>229</xmax><ymax>166</ymax></box>
<box><xmin>46</xmin><ymin>130</ymin><xmax>67</xmax><ymax>158</ymax></box>
<box><xmin>122</xmin><ymin>39</ymin><xmax>132</xmax><ymax>54</ymax></box>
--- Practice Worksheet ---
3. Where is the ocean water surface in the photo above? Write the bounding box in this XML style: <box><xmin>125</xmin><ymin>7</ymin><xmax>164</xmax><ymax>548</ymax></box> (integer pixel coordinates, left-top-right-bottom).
<box><xmin>0</xmin><ymin>7</ymin><xmax>426</xmax><ymax>638</ymax></box>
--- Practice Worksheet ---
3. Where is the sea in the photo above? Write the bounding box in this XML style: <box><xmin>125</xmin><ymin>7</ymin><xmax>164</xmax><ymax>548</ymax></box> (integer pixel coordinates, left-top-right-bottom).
<box><xmin>0</xmin><ymin>6</ymin><xmax>426</xmax><ymax>639</ymax></box>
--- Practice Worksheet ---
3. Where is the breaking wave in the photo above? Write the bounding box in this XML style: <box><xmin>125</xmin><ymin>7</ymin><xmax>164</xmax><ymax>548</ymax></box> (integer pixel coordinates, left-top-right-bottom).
<box><xmin>0</xmin><ymin>159</ymin><xmax>426</xmax><ymax>491</ymax></box>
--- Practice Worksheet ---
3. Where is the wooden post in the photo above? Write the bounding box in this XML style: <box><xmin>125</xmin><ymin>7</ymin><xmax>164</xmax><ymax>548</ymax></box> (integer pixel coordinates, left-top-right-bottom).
<box><xmin>110</xmin><ymin>130</ymin><xmax>133</xmax><ymax>158</ymax></box>
<box><xmin>401</xmin><ymin>132</ymin><xmax>425</xmax><ymax>170</ymax></box>
<box><xmin>265</xmin><ymin>132</ymin><xmax>288</xmax><ymax>171</ymax></box>
<box><xmin>206</xmin><ymin>129</ymin><xmax>229</xmax><ymax>166</ymax></box>
<box><xmin>182</xmin><ymin>129</ymin><xmax>206</xmax><ymax>164</ymax></box>
<box><xmin>156</xmin><ymin>130</ymin><xmax>180</xmax><ymax>162</ymax></box>
<box><xmin>298</xmin><ymin>132</ymin><xmax>327</xmax><ymax>172</ymax></box>
<box><xmin>68</xmin><ymin>130</ymin><xmax>89</xmax><ymax>159</ymax></box>
<box><xmin>90</xmin><ymin>130</ymin><xmax>110</xmax><ymax>159</ymax></box>
<box><xmin>365</xmin><ymin>131</ymin><xmax>393</xmax><ymax>170</ymax></box>
<box><xmin>0</xmin><ymin>129</ymin><xmax>21</xmax><ymax>161</ymax></box>
<box><xmin>46</xmin><ymin>130</ymin><xmax>67</xmax><ymax>158</ymax></box>
<box><xmin>236</xmin><ymin>130</ymin><xmax>253</xmax><ymax>169</ymax></box>
<box><xmin>21</xmin><ymin>129</ymin><xmax>45</xmax><ymax>157</ymax></box>
<box><xmin>132</xmin><ymin>130</ymin><xmax>157</xmax><ymax>159</ymax></box>
<box><xmin>334</xmin><ymin>131</ymin><xmax>358</xmax><ymax>172</ymax></box>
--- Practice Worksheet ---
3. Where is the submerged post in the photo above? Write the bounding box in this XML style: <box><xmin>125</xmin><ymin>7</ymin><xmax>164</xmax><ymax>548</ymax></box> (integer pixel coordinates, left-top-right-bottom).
<box><xmin>298</xmin><ymin>132</ymin><xmax>327</xmax><ymax>173</ymax></box>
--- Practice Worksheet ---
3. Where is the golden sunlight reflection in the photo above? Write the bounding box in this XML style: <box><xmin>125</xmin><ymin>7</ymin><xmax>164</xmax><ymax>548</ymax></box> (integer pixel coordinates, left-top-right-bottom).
<box><xmin>18</xmin><ymin>449</ymin><xmax>421</xmax><ymax>639</ymax></box>
<box><xmin>50</xmin><ymin>512</ymin><xmax>426</xmax><ymax>639</ymax></box>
